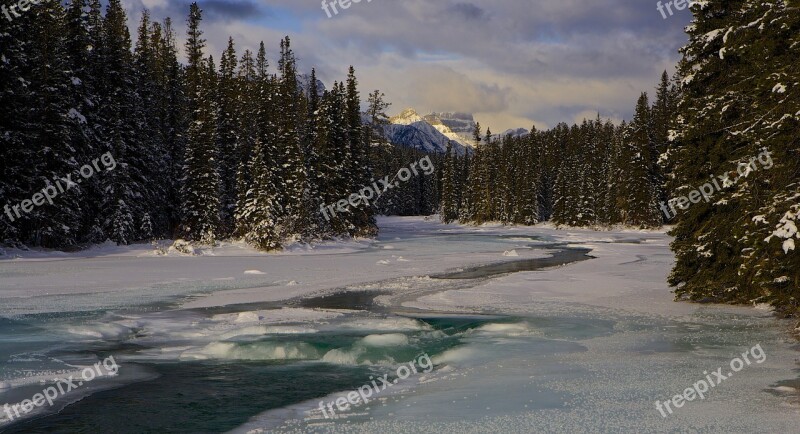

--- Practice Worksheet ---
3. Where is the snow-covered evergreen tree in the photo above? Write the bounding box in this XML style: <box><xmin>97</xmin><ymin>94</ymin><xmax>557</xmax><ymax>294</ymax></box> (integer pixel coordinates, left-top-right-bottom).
<box><xmin>216</xmin><ymin>37</ymin><xmax>240</xmax><ymax>237</ymax></box>
<box><xmin>669</xmin><ymin>0</ymin><xmax>799</xmax><ymax>312</ymax></box>
<box><xmin>243</xmin><ymin>138</ymin><xmax>282</xmax><ymax>251</ymax></box>
<box><xmin>26</xmin><ymin>0</ymin><xmax>85</xmax><ymax>247</ymax></box>
<box><xmin>181</xmin><ymin>4</ymin><xmax>220</xmax><ymax>243</ymax></box>
<box><xmin>440</xmin><ymin>142</ymin><xmax>458</xmax><ymax>223</ymax></box>
<box><xmin>618</xmin><ymin>94</ymin><xmax>662</xmax><ymax>228</ymax></box>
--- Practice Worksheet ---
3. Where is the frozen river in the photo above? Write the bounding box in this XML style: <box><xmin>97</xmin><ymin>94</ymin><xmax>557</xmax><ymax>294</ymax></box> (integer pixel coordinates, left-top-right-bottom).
<box><xmin>0</xmin><ymin>217</ymin><xmax>798</xmax><ymax>433</ymax></box>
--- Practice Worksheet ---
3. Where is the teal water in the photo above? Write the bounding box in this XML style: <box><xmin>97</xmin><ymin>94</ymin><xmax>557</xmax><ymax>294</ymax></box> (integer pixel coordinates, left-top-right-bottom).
<box><xmin>0</xmin><ymin>237</ymin><xmax>610</xmax><ymax>433</ymax></box>
<box><xmin>0</xmin><ymin>313</ymin><xmax>506</xmax><ymax>433</ymax></box>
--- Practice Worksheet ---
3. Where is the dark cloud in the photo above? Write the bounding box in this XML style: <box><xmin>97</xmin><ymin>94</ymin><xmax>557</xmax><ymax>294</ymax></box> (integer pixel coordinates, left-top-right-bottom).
<box><xmin>127</xmin><ymin>0</ymin><xmax>265</xmax><ymax>24</ymax></box>
<box><xmin>201</xmin><ymin>0</ymin><xmax>263</xmax><ymax>20</ymax></box>
<box><xmin>448</xmin><ymin>2</ymin><xmax>486</xmax><ymax>20</ymax></box>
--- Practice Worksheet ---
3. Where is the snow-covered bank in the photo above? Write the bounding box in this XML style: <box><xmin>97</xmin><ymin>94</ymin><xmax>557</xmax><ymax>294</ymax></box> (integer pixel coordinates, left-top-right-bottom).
<box><xmin>0</xmin><ymin>217</ymin><xmax>552</xmax><ymax>313</ymax></box>
<box><xmin>2</xmin><ymin>217</ymin><xmax>798</xmax><ymax>433</ymax></box>
<box><xmin>0</xmin><ymin>216</ymin><xmax>785</xmax><ymax>319</ymax></box>
<box><xmin>227</xmin><ymin>219</ymin><xmax>800</xmax><ymax>434</ymax></box>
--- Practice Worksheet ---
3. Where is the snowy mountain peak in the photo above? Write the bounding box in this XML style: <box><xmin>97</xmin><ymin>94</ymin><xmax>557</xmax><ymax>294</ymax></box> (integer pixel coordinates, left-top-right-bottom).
<box><xmin>391</xmin><ymin>108</ymin><xmax>425</xmax><ymax>125</ymax></box>
<box><xmin>380</xmin><ymin>108</ymin><xmax>474</xmax><ymax>155</ymax></box>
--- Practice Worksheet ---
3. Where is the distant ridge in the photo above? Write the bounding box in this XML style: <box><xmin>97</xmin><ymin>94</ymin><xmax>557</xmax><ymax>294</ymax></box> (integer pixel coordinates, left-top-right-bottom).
<box><xmin>379</xmin><ymin>108</ymin><xmax>473</xmax><ymax>155</ymax></box>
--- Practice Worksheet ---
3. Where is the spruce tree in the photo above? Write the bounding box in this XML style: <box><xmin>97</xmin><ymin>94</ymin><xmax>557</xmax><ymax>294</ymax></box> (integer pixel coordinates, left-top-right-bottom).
<box><xmin>181</xmin><ymin>4</ymin><xmax>220</xmax><ymax>243</ymax></box>
<box><xmin>301</xmin><ymin>68</ymin><xmax>326</xmax><ymax>239</ymax></box>
<box><xmin>651</xmin><ymin>71</ymin><xmax>673</xmax><ymax>215</ymax></box>
<box><xmin>26</xmin><ymin>0</ymin><xmax>85</xmax><ymax>247</ymax></box>
<box><xmin>517</xmin><ymin>129</ymin><xmax>539</xmax><ymax>225</ymax></box>
<box><xmin>669</xmin><ymin>0</ymin><xmax>799</xmax><ymax>311</ymax></box>
<box><xmin>345</xmin><ymin>66</ymin><xmax>377</xmax><ymax>237</ymax></box>
<box><xmin>233</xmin><ymin>49</ymin><xmax>259</xmax><ymax>237</ymax></box>
<box><xmin>277</xmin><ymin>37</ymin><xmax>302</xmax><ymax>235</ymax></box>
<box><xmin>0</xmin><ymin>0</ymin><xmax>34</xmax><ymax>246</ymax></box>
<box><xmin>440</xmin><ymin>142</ymin><xmax>458</xmax><ymax>223</ymax></box>
<box><xmin>244</xmin><ymin>138</ymin><xmax>282</xmax><ymax>251</ymax></box>
<box><xmin>217</xmin><ymin>37</ymin><xmax>239</xmax><ymax>236</ymax></box>
<box><xmin>618</xmin><ymin>94</ymin><xmax>661</xmax><ymax>228</ymax></box>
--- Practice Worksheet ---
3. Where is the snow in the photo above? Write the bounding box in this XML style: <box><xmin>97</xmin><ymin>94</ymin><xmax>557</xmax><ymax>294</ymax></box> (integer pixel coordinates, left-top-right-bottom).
<box><xmin>723</xmin><ymin>27</ymin><xmax>734</xmax><ymax>43</ymax></box>
<box><xmin>432</xmin><ymin>122</ymin><xmax>470</xmax><ymax>147</ymax></box>
<box><xmin>766</xmin><ymin>209</ymin><xmax>799</xmax><ymax>253</ymax></box>
<box><xmin>384</xmin><ymin>108</ymin><xmax>473</xmax><ymax>154</ymax></box>
<box><xmin>361</xmin><ymin>334</ymin><xmax>409</xmax><ymax>347</ymax></box>
<box><xmin>67</xmin><ymin>108</ymin><xmax>86</xmax><ymax>124</ymax></box>
<box><xmin>703</xmin><ymin>28</ymin><xmax>724</xmax><ymax>43</ymax></box>
<box><xmin>390</xmin><ymin>108</ymin><xmax>425</xmax><ymax>125</ymax></box>
<box><xmin>1</xmin><ymin>217</ymin><xmax>798</xmax><ymax>432</ymax></box>
<box><xmin>782</xmin><ymin>239</ymin><xmax>795</xmax><ymax>254</ymax></box>
<box><xmin>232</xmin><ymin>219</ymin><xmax>798</xmax><ymax>433</ymax></box>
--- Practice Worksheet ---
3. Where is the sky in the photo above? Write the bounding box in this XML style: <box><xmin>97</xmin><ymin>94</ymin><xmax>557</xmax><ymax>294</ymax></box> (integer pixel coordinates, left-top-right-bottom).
<box><xmin>124</xmin><ymin>0</ymin><xmax>693</xmax><ymax>132</ymax></box>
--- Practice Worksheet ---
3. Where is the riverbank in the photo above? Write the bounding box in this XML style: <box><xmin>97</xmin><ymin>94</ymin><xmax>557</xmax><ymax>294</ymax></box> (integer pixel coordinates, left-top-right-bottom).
<box><xmin>1</xmin><ymin>217</ymin><xmax>798</xmax><ymax>433</ymax></box>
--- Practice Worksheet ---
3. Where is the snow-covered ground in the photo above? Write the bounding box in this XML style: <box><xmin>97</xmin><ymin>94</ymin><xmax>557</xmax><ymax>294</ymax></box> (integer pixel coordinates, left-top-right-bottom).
<box><xmin>1</xmin><ymin>217</ymin><xmax>798</xmax><ymax>433</ymax></box>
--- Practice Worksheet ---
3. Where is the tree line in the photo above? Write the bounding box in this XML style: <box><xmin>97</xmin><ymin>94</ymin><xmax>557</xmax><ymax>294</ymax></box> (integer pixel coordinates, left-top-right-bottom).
<box><xmin>440</xmin><ymin>0</ymin><xmax>799</xmax><ymax>315</ymax></box>
<box><xmin>440</xmin><ymin>71</ymin><xmax>679</xmax><ymax>229</ymax></box>
<box><xmin>0</xmin><ymin>1</ymin><xmax>416</xmax><ymax>250</ymax></box>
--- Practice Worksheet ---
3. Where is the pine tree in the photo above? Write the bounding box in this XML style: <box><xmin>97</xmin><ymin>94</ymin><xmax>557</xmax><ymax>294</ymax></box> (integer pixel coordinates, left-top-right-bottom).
<box><xmin>25</xmin><ymin>0</ymin><xmax>85</xmax><ymax>247</ymax></box>
<box><xmin>0</xmin><ymin>0</ymin><xmax>35</xmax><ymax>246</ymax></box>
<box><xmin>151</xmin><ymin>17</ymin><xmax>187</xmax><ymax>237</ymax></box>
<box><xmin>650</xmin><ymin>71</ymin><xmax>676</xmax><ymax>220</ymax></box>
<box><xmin>669</xmin><ymin>0</ymin><xmax>799</xmax><ymax>312</ymax></box>
<box><xmin>244</xmin><ymin>139</ymin><xmax>282</xmax><ymax>251</ymax></box>
<box><xmin>234</xmin><ymin>49</ymin><xmax>259</xmax><ymax>237</ymax></box>
<box><xmin>181</xmin><ymin>4</ymin><xmax>220</xmax><ymax>243</ymax></box>
<box><xmin>462</xmin><ymin>123</ymin><xmax>484</xmax><ymax>222</ymax></box>
<box><xmin>217</xmin><ymin>37</ymin><xmax>239</xmax><ymax>236</ymax></box>
<box><xmin>111</xmin><ymin>199</ymin><xmax>135</xmax><ymax>245</ymax></box>
<box><xmin>365</xmin><ymin>90</ymin><xmax>392</xmax><ymax>145</ymax></box>
<box><xmin>552</xmin><ymin>124</ymin><xmax>581</xmax><ymax>226</ymax></box>
<box><xmin>276</xmin><ymin>37</ymin><xmax>309</xmax><ymax>239</ymax></box>
<box><xmin>326</xmin><ymin>82</ymin><xmax>352</xmax><ymax>235</ymax></box>
<box><xmin>133</xmin><ymin>9</ymin><xmax>172</xmax><ymax>240</ymax></box>
<box><xmin>440</xmin><ymin>142</ymin><xmax>458</xmax><ymax>223</ymax></box>
<box><xmin>345</xmin><ymin>66</ymin><xmax>377</xmax><ymax>237</ymax></box>
<box><xmin>94</xmin><ymin>0</ymin><xmax>151</xmax><ymax>245</ymax></box>
<box><xmin>537</xmin><ymin>128</ymin><xmax>557</xmax><ymax>222</ymax></box>
<box><xmin>301</xmin><ymin>68</ymin><xmax>326</xmax><ymax>239</ymax></box>
<box><xmin>517</xmin><ymin>129</ymin><xmax>539</xmax><ymax>225</ymax></box>
<box><xmin>618</xmin><ymin>94</ymin><xmax>661</xmax><ymax>228</ymax></box>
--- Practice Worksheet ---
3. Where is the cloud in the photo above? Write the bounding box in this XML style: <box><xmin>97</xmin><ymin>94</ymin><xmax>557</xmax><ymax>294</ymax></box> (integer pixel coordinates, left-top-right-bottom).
<box><xmin>201</xmin><ymin>0</ymin><xmax>263</xmax><ymax>20</ymax></box>
<box><xmin>126</xmin><ymin>0</ymin><xmax>693</xmax><ymax>132</ymax></box>
<box><xmin>448</xmin><ymin>2</ymin><xmax>486</xmax><ymax>20</ymax></box>
<box><xmin>410</xmin><ymin>65</ymin><xmax>510</xmax><ymax>113</ymax></box>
